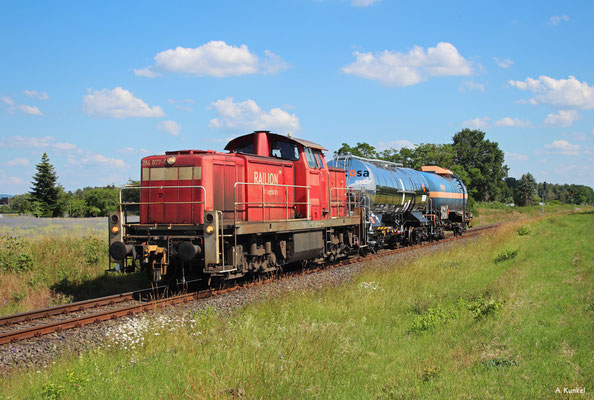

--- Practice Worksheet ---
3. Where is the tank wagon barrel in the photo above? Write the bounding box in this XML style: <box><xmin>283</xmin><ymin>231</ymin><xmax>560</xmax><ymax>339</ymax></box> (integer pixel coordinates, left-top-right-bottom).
<box><xmin>328</xmin><ymin>154</ymin><xmax>471</xmax><ymax>248</ymax></box>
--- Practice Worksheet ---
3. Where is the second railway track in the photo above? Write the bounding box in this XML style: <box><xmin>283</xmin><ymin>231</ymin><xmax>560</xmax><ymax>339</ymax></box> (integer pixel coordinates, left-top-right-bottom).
<box><xmin>0</xmin><ymin>223</ymin><xmax>498</xmax><ymax>346</ymax></box>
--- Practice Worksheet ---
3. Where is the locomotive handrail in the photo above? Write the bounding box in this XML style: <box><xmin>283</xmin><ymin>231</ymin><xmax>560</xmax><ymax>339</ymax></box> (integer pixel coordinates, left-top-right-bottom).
<box><xmin>233</xmin><ymin>182</ymin><xmax>311</xmax><ymax>223</ymax></box>
<box><xmin>329</xmin><ymin>187</ymin><xmax>364</xmax><ymax>219</ymax></box>
<box><xmin>118</xmin><ymin>185</ymin><xmax>207</xmax><ymax>224</ymax></box>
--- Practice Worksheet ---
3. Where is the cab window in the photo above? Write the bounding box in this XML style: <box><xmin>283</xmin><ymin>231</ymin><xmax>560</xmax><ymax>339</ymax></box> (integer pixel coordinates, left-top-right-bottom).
<box><xmin>304</xmin><ymin>147</ymin><xmax>318</xmax><ymax>168</ymax></box>
<box><xmin>314</xmin><ymin>150</ymin><xmax>326</xmax><ymax>169</ymax></box>
<box><xmin>271</xmin><ymin>140</ymin><xmax>299</xmax><ymax>161</ymax></box>
<box><xmin>234</xmin><ymin>142</ymin><xmax>254</xmax><ymax>154</ymax></box>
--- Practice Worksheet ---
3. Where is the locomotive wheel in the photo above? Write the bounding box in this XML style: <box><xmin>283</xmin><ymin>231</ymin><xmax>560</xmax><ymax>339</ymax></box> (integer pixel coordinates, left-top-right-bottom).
<box><xmin>359</xmin><ymin>247</ymin><xmax>368</xmax><ymax>257</ymax></box>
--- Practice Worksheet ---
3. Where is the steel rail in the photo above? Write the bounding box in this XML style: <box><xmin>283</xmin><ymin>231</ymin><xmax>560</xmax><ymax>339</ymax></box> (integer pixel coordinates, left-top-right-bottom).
<box><xmin>0</xmin><ymin>292</ymin><xmax>136</xmax><ymax>327</ymax></box>
<box><xmin>0</xmin><ymin>224</ymin><xmax>499</xmax><ymax>346</ymax></box>
<box><xmin>0</xmin><ymin>282</ymin><xmax>177</xmax><ymax>327</ymax></box>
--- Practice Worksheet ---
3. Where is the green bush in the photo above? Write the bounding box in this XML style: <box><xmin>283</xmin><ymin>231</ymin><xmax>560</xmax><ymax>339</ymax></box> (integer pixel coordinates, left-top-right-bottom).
<box><xmin>467</xmin><ymin>298</ymin><xmax>505</xmax><ymax>320</ymax></box>
<box><xmin>408</xmin><ymin>305</ymin><xmax>458</xmax><ymax>333</ymax></box>
<box><xmin>482</xmin><ymin>358</ymin><xmax>518</xmax><ymax>369</ymax></box>
<box><xmin>494</xmin><ymin>249</ymin><xmax>518</xmax><ymax>263</ymax></box>
<box><xmin>83</xmin><ymin>237</ymin><xmax>105</xmax><ymax>265</ymax></box>
<box><xmin>517</xmin><ymin>226</ymin><xmax>531</xmax><ymax>236</ymax></box>
<box><xmin>0</xmin><ymin>235</ymin><xmax>35</xmax><ymax>272</ymax></box>
<box><xmin>421</xmin><ymin>367</ymin><xmax>440</xmax><ymax>382</ymax></box>
<box><xmin>42</xmin><ymin>382</ymin><xmax>65</xmax><ymax>400</ymax></box>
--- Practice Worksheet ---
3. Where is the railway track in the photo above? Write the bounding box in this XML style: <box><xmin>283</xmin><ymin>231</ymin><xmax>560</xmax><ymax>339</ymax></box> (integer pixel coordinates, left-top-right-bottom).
<box><xmin>0</xmin><ymin>223</ymin><xmax>498</xmax><ymax>346</ymax></box>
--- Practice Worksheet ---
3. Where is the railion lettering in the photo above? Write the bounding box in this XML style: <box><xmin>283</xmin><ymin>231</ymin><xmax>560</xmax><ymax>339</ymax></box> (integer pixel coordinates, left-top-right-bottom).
<box><xmin>254</xmin><ymin>171</ymin><xmax>279</xmax><ymax>185</ymax></box>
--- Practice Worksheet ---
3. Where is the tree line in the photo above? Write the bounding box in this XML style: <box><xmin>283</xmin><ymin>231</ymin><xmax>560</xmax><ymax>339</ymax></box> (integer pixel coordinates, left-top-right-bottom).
<box><xmin>336</xmin><ymin>129</ymin><xmax>593</xmax><ymax>207</ymax></box>
<box><xmin>0</xmin><ymin>153</ymin><xmax>138</xmax><ymax>217</ymax></box>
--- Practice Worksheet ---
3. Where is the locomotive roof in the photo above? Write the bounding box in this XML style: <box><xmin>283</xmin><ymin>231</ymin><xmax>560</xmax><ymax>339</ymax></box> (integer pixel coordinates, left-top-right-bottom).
<box><xmin>225</xmin><ymin>131</ymin><xmax>327</xmax><ymax>151</ymax></box>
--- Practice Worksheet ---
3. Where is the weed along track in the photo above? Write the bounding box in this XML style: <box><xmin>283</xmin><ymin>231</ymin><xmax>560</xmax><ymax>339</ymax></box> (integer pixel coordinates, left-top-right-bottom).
<box><xmin>0</xmin><ymin>224</ymin><xmax>498</xmax><ymax>349</ymax></box>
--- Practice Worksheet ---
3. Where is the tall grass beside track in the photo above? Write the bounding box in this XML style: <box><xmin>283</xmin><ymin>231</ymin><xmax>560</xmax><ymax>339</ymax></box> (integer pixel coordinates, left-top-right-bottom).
<box><xmin>1</xmin><ymin>209</ymin><xmax>591</xmax><ymax>399</ymax></box>
<box><xmin>0</xmin><ymin>217</ymin><xmax>149</xmax><ymax>316</ymax></box>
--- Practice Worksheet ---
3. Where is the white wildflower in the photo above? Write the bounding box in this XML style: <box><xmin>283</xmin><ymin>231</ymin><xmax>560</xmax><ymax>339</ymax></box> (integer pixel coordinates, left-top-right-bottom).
<box><xmin>358</xmin><ymin>281</ymin><xmax>380</xmax><ymax>291</ymax></box>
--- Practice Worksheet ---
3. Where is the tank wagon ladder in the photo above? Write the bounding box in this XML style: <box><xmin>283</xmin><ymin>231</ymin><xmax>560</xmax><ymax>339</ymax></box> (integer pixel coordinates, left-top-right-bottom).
<box><xmin>329</xmin><ymin>187</ymin><xmax>365</xmax><ymax>219</ymax></box>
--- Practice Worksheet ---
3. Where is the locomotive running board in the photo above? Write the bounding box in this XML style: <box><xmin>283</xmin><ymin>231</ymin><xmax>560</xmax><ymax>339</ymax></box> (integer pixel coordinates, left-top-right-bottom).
<box><xmin>233</xmin><ymin>216</ymin><xmax>360</xmax><ymax>235</ymax></box>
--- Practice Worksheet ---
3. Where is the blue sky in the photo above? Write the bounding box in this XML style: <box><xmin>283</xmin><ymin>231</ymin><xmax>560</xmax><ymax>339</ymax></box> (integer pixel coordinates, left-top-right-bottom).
<box><xmin>1</xmin><ymin>0</ymin><xmax>593</xmax><ymax>194</ymax></box>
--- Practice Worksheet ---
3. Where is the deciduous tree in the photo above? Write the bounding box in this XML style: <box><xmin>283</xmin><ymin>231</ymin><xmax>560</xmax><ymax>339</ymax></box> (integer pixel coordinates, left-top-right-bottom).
<box><xmin>452</xmin><ymin>129</ymin><xmax>508</xmax><ymax>201</ymax></box>
<box><xmin>517</xmin><ymin>173</ymin><xmax>537</xmax><ymax>206</ymax></box>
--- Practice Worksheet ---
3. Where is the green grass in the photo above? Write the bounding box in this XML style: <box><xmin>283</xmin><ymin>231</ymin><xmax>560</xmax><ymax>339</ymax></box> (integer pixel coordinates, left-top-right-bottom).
<box><xmin>1</xmin><ymin>210</ymin><xmax>591</xmax><ymax>399</ymax></box>
<box><xmin>0</xmin><ymin>231</ymin><xmax>149</xmax><ymax>316</ymax></box>
<box><xmin>471</xmin><ymin>203</ymin><xmax>577</xmax><ymax>226</ymax></box>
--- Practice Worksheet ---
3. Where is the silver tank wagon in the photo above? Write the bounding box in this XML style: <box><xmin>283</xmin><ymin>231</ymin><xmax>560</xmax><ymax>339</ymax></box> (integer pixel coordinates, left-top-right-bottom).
<box><xmin>328</xmin><ymin>155</ymin><xmax>430</xmax><ymax>215</ymax></box>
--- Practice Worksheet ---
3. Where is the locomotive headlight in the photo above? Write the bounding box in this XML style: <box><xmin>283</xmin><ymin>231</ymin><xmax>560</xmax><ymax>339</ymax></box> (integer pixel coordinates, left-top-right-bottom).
<box><xmin>111</xmin><ymin>226</ymin><xmax>120</xmax><ymax>234</ymax></box>
<box><xmin>166</xmin><ymin>155</ymin><xmax>176</xmax><ymax>165</ymax></box>
<box><xmin>205</xmin><ymin>225</ymin><xmax>214</xmax><ymax>234</ymax></box>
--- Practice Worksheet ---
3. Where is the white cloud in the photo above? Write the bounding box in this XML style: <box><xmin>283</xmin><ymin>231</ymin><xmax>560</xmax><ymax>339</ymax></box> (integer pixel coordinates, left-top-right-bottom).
<box><xmin>376</xmin><ymin>140</ymin><xmax>415</xmax><ymax>151</ymax></box>
<box><xmin>79</xmin><ymin>154</ymin><xmax>126</xmax><ymax>168</ymax></box>
<box><xmin>133</xmin><ymin>67</ymin><xmax>160</xmax><ymax>78</ymax></box>
<box><xmin>2</xmin><ymin>96</ymin><xmax>44</xmax><ymax>115</ymax></box>
<box><xmin>544</xmin><ymin>110</ymin><xmax>580</xmax><ymax>127</ymax></box>
<box><xmin>550</xmin><ymin>15</ymin><xmax>569</xmax><ymax>25</ymax></box>
<box><xmin>2</xmin><ymin>96</ymin><xmax>14</xmax><ymax>106</ymax></box>
<box><xmin>460</xmin><ymin>80</ymin><xmax>485</xmax><ymax>92</ymax></box>
<box><xmin>544</xmin><ymin>139</ymin><xmax>581</xmax><ymax>155</ymax></box>
<box><xmin>571</xmin><ymin>133</ymin><xmax>589</xmax><ymax>142</ymax></box>
<box><xmin>0</xmin><ymin>136</ymin><xmax>77</xmax><ymax>151</ymax></box>
<box><xmin>7</xmin><ymin>157</ymin><xmax>30</xmax><ymax>166</ymax></box>
<box><xmin>23</xmin><ymin>90</ymin><xmax>49</xmax><ymax>100</ymax></box>
<box><xmin>508</xmin><ymin>75</ymin><xmax>594</xmax><ymax>110</ymax></box>
<box><xmin>505</xmin><ymin>152</ymin><xmax>528</xmax><ymax>161</ymax></box>
<box><xmin>18</xmin><ymin>104</ymin><xmax>43</xmax><ymax>116</ymax></box>
<box><xmin>168</xmin><ymin>98</ymin><xmax>196</xmax><ymax>104</ymax></box>
<box><xmin>0</xmin><ymin>176</ymin><xmax>24</xmax><ymax>185</ymax></box>
<box><xmin>352</xmin><ymin>0</ymin><xmax>381</xmax><ymax>7</ymax></box>
<box><xmin>135</xmin><ymin>41</ymin><xmax>288</xmax><ymax>78</ymax></box>
<box><xmin>117</xmin><ymin>147</ymin><xmax>151</xmax><ymax>156</ymax></box>
<box><xmin>83</xmin><ymin>87</ymin><xmax>165</xmax><ymax>118</ymax></box>
<box><xmin>342</xmin><ymin>42</ymin><xmax>473</xmax><ymax>87</ymax></box>
<box><xmin>175</xmin><ymin>105</ymin><xmax>193</xmax><ymax>112</ymax></box>
<box><xmin>0</xmin><ymin>136</ymin><xmax>127</xmax><ymax>168</ymax></box>
<box><xmin>157</xmin><ymin>120</ymin><xmax>182</xmax><ymax>136</ymax></box>
<box><xmin>462</xmin><ymin>117</ymin><xmax>490</xmax><ymax>129</ymax></box>
<box><xmin>494</xmin><ymin>117</ymin><xmax>533</xmax><ymax>128</ymax></box>
<box><xmin>209</xmin><ymin>97</ymin><xmax>299</xmax><ymax>133</ymax></box>
<box><xmin>493</xmin><ymin>57</ymin><xmax>514</xmax><ymax>69</ymax></box>
<box><xmin>260</xmin><ymin>50</ymin><xmax>289</xmax><ymax>74</ymax></box>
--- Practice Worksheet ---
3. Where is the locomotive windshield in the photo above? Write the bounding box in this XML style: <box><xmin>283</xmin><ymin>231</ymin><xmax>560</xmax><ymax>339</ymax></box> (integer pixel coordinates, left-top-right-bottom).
<box><xmin>270</xmin><ymin>140</ymin><xmax>299</xmax><ymax>161</ymax></box>
<box><xmin>234</xmin><ymin>142</ymin><xmax>254</xmax><ymax>155</ymax></box>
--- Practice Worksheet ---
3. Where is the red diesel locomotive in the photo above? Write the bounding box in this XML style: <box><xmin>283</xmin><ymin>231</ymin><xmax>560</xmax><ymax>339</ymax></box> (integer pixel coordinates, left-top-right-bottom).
<box><xmin>108</xmin><ymin>131</ymin><xmax>365</xmax><ymax>283</ymax></box>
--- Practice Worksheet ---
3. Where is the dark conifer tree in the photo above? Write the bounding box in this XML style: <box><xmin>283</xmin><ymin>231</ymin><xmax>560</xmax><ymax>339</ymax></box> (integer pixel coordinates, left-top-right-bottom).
<box><xmin>30</xmin><ymin>152</ymin><xmax>60</xmax><ymax>217</ymax></box>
